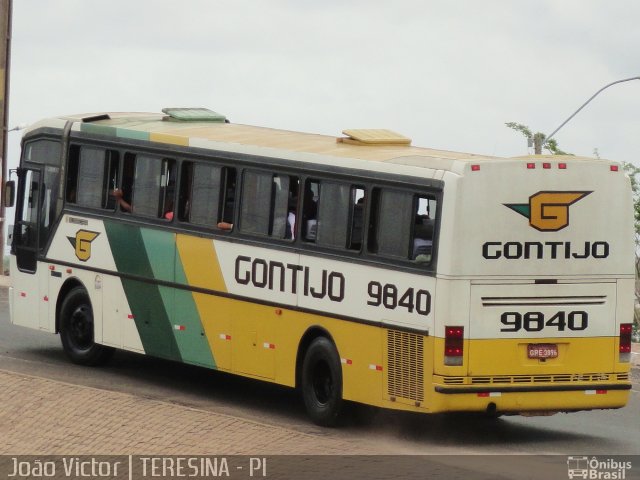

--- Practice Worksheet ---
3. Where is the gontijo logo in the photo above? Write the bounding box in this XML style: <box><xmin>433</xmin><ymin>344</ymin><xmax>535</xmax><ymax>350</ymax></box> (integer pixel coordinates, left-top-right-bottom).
<box><xmin>67</xmin><ymin>230</ymin><xmax>100</xmax><ymax>261</ymax></box>
<box><xmin>505</xmin><ymin>191</ymin><xmax>592</xmax><ymax>232</ymax></box>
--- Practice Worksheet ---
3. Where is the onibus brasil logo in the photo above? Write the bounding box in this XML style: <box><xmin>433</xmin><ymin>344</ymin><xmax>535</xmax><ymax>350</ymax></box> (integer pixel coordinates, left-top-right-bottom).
<box><xmin>567</xmin><ymin>456</ymin><xmax>632</xmax><ymax>479</ymax></box>
<box><xmin>504</xmin><ymin>191</ymin><xmax>592</xmax><ymax>232</ymax></box>
<box><xmin>67</xmin><ymin>230</ymin><xmax>100</xmax><ymax>261</ymax></box>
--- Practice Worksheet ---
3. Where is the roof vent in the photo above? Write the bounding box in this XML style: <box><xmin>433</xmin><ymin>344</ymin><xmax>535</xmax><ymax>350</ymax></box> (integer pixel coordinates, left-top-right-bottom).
<box><xmin>162</xmin><ymin>108</ymin><xmax>227</xmax><ymax>123</ymax></box>
<box><xmin>82</xmin><ymin>114</ymin><xmax>111</xmax><ymax>123</ymax></box>
<box><xmin>338</xmin><ymin>129</ymin><xmax>411</xmax><ymax>146</ymax></box>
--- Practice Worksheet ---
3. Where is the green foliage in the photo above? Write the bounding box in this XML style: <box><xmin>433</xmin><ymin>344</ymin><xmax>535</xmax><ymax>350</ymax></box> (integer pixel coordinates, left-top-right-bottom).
<box><xmin>505</xmin><ymin>122</ymin><xmax>573</xmax><ymax>155</ymax></box>
<box><xmin>622</xmin><ymin>162</ymin><xmax>640</xmax><ymax>240</ymax></box>
<box><xmin>505</xmin><ymin>122</ymin><xmax>533</xmax><ymax>140</ymax></box>
<box><xmin>544</xmin><ymin>138</ymin><xmax>573</xmax><ymax>156</ymax></box>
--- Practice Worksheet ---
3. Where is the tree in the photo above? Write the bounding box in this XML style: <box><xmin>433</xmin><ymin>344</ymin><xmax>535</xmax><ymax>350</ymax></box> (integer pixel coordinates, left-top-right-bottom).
<box><xmin>505</xmin><ymin>122</ymin><xmax>572</xmax><ymax>155</ymax></box>
<box><xmin>622</xmin><ymin>162</ymin><xmax>640</xmax><ymax>340</ymax></box>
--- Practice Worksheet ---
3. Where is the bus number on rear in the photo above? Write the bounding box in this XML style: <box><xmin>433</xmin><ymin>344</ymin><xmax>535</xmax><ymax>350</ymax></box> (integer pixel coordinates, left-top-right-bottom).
<box><xmin>500</xmin><ymin>311</ymin><xmax>588</xmax><ymax>332</ymax></box>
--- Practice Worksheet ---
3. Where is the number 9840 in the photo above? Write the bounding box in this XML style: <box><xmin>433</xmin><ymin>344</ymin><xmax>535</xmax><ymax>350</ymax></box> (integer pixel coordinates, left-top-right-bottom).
<box><xmin>500</xmin><ymin>311</ymin><xmax>588</xmax><ymax>332</ymax></box>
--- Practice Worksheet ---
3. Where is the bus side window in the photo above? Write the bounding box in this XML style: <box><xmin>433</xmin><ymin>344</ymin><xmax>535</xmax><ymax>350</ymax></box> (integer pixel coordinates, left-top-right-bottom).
<box><xmin>120</xmin><ymin>153</ymin><xmax>136</xmax><ymax>213</ymax></box>
<box><xmin>271</xmin><ymin>174</ymin><xmax>297</xmax><ymax>240</ymax></box>
<box><xmin>177</xmin><ymin>162</ymin><xmax>193</xmax><ymax>222</ymax></box>
<box><xmin>348</xmin><ymin>187</ymin><xmax>365</xmax><ymax>251</ymax></box>
<box><xmin>66</xmin><ymin>145</ymin><xmax>80</xmax><ymax>204</ymax></box>
<box><xmin>103</xmin><ymin>150</ymin><xmax>120</xmax><ymax>210</ymax></box>
<box><xmin>368</xmin><ymin>188</ymin><xmax>437</xmax><ymax>265</ymax></box>
<box><xmin>368</xmin><ymin>188</ymin><xmax>413</xmax><ymax>259</ymax></box>
<box><xmin>240</xmin><ymin>170</ymin><xmax>297</xmax><ymax>240</ymax></box>
<box><xmin>301</xmin><ymin>180</ymin><xmax>363</xmax><ymax>251</ymax></box>
<box><xmin>66</xmin><ymin>145</ymin><xmax>119</xmax><ymax>210</ymax></box>
<box><xmin>121</xmin><ymin>154</ymin><xmax>175</xmax><ymax>218</ymax></box>
<box><xmin>302</xmin><ymin>180</ymin><xmax>319</xmax><ymax>242</ymax></box>
<box><xmin>180</xmin><ymin>162</ymin><xmax>236</xmax><ymax>227</ymax></box>
<box><xmin>159</xmin><ymin>159</ymin><xmax>176</xmax><ymax>220</ymax></box>
<box><xmin>221</xmin><ymin>167</ymin><xmax>237</xmax><ymax>225</ymax></box>
<box><xmin>412</xmin><ymin>195</ymin><xmax>437</xmax><ymax>264</ymax></box>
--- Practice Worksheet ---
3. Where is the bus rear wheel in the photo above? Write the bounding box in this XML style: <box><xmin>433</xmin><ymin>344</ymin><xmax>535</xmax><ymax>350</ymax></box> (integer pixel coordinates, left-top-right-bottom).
<box><xmin>301</xmin><ymin>337</ymin><xmax>344</xmax><ymax>427</ymax></box>
<box><xmin>59</xmin><ymin>287</ymin><xmax>114</xmax><ymax>366</ymax></box>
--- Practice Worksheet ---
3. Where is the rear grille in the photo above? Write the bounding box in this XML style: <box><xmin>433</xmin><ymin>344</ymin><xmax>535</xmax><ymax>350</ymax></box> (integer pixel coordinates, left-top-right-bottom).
<box><xmin>468</xmin><ymin>373</ymin><xmax>614</xmax><ymax>385</ymax></box>
<box><xmin>443</xmin><ymin>377</ymin><xmax>464</xmax><ymax>385</ymax></box>
<box><xmin>387</xmin><ymin>330</ymin><xmax>424</xmax><ymax>402</ymax></box>
<box><xmin>481</xmin><ymin>295</ymin><xmax>606</xmax><ymax>307</ymax></box>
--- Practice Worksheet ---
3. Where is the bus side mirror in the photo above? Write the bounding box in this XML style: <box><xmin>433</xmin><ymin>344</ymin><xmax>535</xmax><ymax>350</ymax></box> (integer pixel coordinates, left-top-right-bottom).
<box><xmin>4</xmin><ymin>180</ymin><xmax>15</xmax><ymax>207</ymax></box>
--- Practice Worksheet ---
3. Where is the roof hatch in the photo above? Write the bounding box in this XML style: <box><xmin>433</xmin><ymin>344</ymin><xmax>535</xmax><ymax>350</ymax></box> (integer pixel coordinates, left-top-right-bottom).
<box><xmin>162</xmin><ymin>108</ymin><xmax>227</xmax><ymax>123</ymax></box>
<box><xmin>338</xmin><ymin>129</ymin><xmax>411</xmax><ymax>146</ymax></box>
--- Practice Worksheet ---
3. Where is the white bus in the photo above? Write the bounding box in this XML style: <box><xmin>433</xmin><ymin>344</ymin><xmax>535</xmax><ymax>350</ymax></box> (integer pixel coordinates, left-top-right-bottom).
<box><xmin>5</xmin><ymin>108</ymin><xmax>634</xmax><ymax>425</ymax></box>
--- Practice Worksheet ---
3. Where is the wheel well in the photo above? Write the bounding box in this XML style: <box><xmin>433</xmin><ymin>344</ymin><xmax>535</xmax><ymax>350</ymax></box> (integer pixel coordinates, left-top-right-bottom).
<box><xmin>55</xmin><ymin>279</ymin><xmax>86</xmax><ymax>333</ymax></box>
<box><xmin>295</xmin><ymin>326</ymin><xmax>336</xmax><ymax>389</ymax></box>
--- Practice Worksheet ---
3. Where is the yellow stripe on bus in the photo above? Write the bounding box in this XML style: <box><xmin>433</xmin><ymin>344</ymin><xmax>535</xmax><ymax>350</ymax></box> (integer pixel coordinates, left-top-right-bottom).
<box><xmin>176</xmin><ymin>235</ymin><xmax>227</xmax><ymax>292</ymax></box>
<box><xmin>149</xmin><ymin>132</ymin><xmax>190</xmax><ymax>146</ymax></box>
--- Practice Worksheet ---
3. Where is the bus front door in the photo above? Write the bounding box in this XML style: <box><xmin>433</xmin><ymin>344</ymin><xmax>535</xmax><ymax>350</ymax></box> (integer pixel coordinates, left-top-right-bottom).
<box><xmin>11</xmin><ymin>168</ymin><xmax>42</xmax><ymax>329</ymax></box>
<box><xmin>14</xmin><ymin>168</ymin><xmax>41</xmax><ymax>273</ymax></box>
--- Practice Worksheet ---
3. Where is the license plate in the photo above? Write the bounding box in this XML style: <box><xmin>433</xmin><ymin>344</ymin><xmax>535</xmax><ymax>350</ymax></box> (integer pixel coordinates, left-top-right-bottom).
<box><xmin>527</xmin><ymin>344</ymin><xmax>558</xmax><ymax>359</ymax></box>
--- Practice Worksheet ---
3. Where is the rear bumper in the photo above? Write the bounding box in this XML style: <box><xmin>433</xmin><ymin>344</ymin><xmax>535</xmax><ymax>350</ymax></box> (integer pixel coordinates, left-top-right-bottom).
<box><xmin>428</xmin><ymin>381</ymin><xmax>631</xmax><ymax>413</ymax></box>
<box><xmin>435</xmin><ymin>383</ymin><xmax>631</xmax><ymax>394</ymax></box>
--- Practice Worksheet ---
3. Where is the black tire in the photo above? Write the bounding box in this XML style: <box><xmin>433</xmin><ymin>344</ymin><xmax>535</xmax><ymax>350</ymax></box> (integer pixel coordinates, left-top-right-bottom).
<box><xmin>301</xmin><ymin>337</ymin><xmax>344</xmax><ymax>427</ymax></box>
<box><xmin>59</xmin><ymin>287</ymin><xmax>114</xmax><ymax>366</ymax></box>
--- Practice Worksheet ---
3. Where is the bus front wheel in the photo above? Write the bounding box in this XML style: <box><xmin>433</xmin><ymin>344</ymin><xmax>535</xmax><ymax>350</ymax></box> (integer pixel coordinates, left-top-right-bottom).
<box><xmin>59</xmin><ymin>287</ymin><xmax>114</xmax><ymax>366</ymax></box>
<box><xmin>301</xmin><ymin>337</ymin><xmax>344</xmax><ymax>427</ymax></box>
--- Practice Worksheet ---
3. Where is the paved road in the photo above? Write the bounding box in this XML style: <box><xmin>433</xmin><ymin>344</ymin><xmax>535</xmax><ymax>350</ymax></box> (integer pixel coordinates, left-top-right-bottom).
<box><xmin>0</xmin><ymin>280</ymin><xmax>638</xmax><ymax>479</ymax></box>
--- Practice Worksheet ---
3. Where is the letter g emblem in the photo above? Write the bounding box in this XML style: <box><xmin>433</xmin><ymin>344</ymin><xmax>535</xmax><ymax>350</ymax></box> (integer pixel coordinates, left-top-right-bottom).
<box><xmin>529</xmin><ymin>192</ymin><xmax>590</xmax><ymax>231</ymax></box>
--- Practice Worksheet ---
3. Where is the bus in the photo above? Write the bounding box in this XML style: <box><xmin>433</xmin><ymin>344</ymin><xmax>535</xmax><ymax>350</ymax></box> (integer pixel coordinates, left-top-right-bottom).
<box><xmin>5</xmin><ymin>108</ymin><xmax>634</xmax><ymax>426</ymax></box>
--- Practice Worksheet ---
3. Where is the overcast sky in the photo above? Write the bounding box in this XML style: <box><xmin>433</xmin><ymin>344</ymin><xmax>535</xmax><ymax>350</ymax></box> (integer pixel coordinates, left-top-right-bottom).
<box><xmin>7</xmin><ymin>0</ymin><xmax>640</xmax><ymax>166</ymax></box>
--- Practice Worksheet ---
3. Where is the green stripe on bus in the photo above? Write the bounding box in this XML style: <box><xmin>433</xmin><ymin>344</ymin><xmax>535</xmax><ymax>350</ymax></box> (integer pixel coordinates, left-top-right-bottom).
<box><xmin>116</xmin><ymin>128</ymin><xmax>150</xmax><ymax>141</ymax></box>
<box><xmin>80</xmin><ymin>123</ymin><xmax>118</xmax><ymax>137</ymax></box>
<box><xmin>140</xmin><ymin>228</ymin><xmax>216</xmax><ymax>368</ymax></box>
<box><xmin>104</xmin><ymin>221</ymin><xmax>181</xmax><ymax>362</ymax></box>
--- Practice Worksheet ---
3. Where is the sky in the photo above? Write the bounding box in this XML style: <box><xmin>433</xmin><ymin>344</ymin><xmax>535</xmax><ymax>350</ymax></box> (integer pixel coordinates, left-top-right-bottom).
<box><xmin>6</xmin><ymin>0</ymin><xmax>640</xmax><ymax>167</ymax></box>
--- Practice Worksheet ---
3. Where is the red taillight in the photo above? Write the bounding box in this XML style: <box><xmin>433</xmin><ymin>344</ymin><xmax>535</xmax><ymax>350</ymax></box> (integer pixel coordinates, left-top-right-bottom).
<box><xmin>527</xmin><ymin>163</ymin><xmax>535</xmax><ymax>169</ymax></box>
<box><xmin>619</xmin><ymin>323</ymin><xmax>632</xmax><ymax>355</ymax></box>
<box><xmin>471</xmin><ymin>164</ymin><xmax>480</xmax><ymax>171</ymax></box>
<box><xmin>558</xmin><ymin>163</ymin><xmax>567</xmax><ymax>169</ymax></box>
<box><xmin>543</xmin><ymin>163</ymin><xmax>551</xmax><ymax>169</ymax></box>
<box><xmin>444</xmin><ymin>326</ymin><xmax>464</xmax><ymax>366</ymax></box>
<box><xmin>611</xmin><ymin>165</ymin><xmax>619</xmax><ymax>172</ymax></box>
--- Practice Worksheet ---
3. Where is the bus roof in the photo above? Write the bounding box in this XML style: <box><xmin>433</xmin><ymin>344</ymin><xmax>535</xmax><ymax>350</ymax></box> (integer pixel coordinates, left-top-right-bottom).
<box><xmin>28</xmin><ymin>110</ymin><xmax>610</xmax><ymax>175</ymax></box>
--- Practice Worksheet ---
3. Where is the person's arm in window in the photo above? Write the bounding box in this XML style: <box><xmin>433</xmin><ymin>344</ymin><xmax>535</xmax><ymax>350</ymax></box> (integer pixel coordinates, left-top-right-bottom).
<box><xmin>111</xmin><ymin>188</ymin><xmax>132</xmax><ymax>212</ymax></box>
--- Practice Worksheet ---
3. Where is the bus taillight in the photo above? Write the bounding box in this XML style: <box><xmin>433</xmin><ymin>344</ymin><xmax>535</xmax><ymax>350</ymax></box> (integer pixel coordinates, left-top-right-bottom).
<box><xmin>619</xmin><ymin>323</ymin><xmax>632</xmax><ymax>361</ymax></box>
<box><xmin>444</xmin><ymin>326</ymin><xmax>464</xmax><ymax>366</ymax></box>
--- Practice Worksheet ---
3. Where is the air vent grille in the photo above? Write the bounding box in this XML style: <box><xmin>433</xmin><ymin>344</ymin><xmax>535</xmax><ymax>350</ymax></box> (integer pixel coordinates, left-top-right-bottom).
<box><xmin>387</xmin><ymin>330</ymin><xmax>424</xmax><ymax>402</ymax></box>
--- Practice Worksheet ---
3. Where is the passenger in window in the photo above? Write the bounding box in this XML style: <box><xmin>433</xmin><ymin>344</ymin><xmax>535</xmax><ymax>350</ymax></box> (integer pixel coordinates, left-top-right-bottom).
<box><xmin>217</xmin><ymin>221</ymin><xmax>233</xmax><ymax>231</ymax></box>
<box><xmin>413</xmin><ymin>214</ymin><xmax>433</xmax><ymax>263</ymax></box>
<box><xmin>350</xmin><ymin>197</ymin><xmax>364</xmax><ymax>249</ymax></box>
<box><xmin>67</xmin><ymin>187</ymin><xmax>77</xmax><ymax>204</ymax></box>
<box><xmin>111</xmin><ymin>188</ymin><xmax>132</xmax><ymax>213</ymax></box>
<box><xmin>285</xmin><ymin>194</ymin><xmax>297</xmax><ymax>240</ymax></box>
<box><xmin>163</xmin><ymin>196</ymin><xmax>174</xmax><ymax>220</ymax></box>
<box><xmin>302</xmin><ymin>187</ymin><xmax>318</xmax><ymax>240</ymax></box>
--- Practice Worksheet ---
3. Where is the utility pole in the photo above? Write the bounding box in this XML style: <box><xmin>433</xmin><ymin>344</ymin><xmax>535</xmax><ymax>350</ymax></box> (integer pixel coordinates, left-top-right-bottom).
<box><xmin>0</xmin><ymin>0</ymin><xmax>11</xmax><ymax>274</ymax></box>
